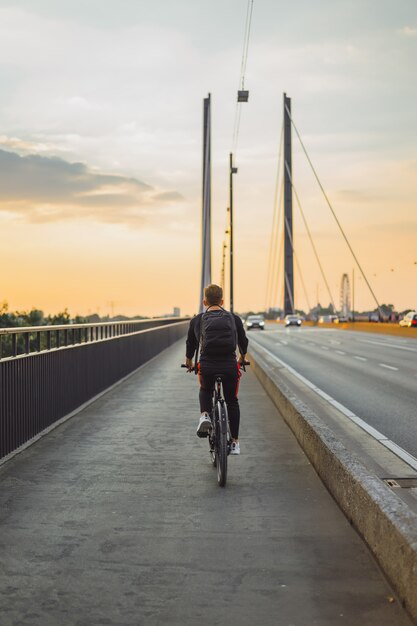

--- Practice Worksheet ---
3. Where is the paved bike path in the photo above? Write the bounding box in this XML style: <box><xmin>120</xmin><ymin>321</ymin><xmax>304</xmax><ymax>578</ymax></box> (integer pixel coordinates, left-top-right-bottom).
<box><xmin>0</xmin><ymin>340</ymin><xmax>412</xmax><ymax>626</ymax></box>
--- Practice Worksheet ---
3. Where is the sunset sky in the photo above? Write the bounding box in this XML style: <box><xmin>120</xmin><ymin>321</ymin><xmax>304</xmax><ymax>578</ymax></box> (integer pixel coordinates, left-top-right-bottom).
<box><xmin>0</xmin><ymin>0</ymin><xmax>416</xmax><ymax>317</ymax></box>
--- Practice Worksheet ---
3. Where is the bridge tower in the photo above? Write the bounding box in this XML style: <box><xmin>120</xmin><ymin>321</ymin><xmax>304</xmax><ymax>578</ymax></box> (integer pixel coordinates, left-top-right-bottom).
<box><xmin>283</xmin><ymin>93</ymin><xmax>294</xmax><ymax>315</ymax></box>
<box><xmin>200</xmin><ymin>94</ymin><xmax>212</xmax><ymax>311</ymax></box>
<box><xmin>340</xmin><ymin>273</ymin><xmax>351</xmax><ymax>319</ymax></box>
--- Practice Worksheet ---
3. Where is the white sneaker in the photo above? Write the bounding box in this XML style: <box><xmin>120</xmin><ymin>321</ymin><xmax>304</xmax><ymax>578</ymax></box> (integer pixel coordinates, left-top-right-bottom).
<box><xmin>230</xmin><ymin>441</ymin><xmax>240</xmax><ymax>455</ymax></box>
<box><xmin>196</xmin><ymin>414</ymin><xmax>211</xmax><ymax>438</ymax></box>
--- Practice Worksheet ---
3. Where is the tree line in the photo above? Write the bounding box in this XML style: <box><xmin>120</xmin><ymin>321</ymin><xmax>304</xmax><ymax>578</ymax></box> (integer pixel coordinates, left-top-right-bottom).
<box><xmin>0</xmin><ymin>302</ymin><xmax>147</xmax><ymax>328</ymax></box>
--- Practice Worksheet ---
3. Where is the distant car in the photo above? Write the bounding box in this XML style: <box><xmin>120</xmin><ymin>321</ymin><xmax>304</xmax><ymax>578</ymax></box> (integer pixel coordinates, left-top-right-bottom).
<box><xmin>245</xmin><ymin>315</ymin><xmax>265</xmax><ymax>330</ymax></box>
<box><xmin>399</xmin><ymin>311</ymin><xmax>417</xmax><ymax>328</ymax></box>
<box><xmin>318</xmin><ymin>315</ymin><xmax>338</xmax><ymax>324</ymax></box>
<box><xmin>285</xmin><ymin>315</ymin><xmax>301</xmax><ymax>327</ymax></box>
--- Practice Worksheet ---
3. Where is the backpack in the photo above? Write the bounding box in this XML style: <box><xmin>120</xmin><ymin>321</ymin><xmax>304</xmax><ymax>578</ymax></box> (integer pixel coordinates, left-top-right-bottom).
<box><xmin>198</xmin><ymin>306</ymin><xmax>237</xmax><ymax>357</ymax></box>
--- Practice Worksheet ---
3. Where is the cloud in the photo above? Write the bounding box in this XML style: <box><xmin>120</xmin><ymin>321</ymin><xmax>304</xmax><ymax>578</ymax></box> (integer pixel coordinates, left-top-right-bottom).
<box><xmin>153</xmin><ymin>191</ymin><xmax>184</xmax><ymax>202</ymax></box>
<box><xmin>0</xmin><ymin>134</ymin><xmax>60</xmax><ymax>154</ymax></box>
<box><xmin>333</xmin><ymin>189</ymin><xmax>383</xmax><ymax>203</ymax></box>
<box><xmin>401</xmin><ymin>26</ymin><xmax>417</xmax><ymax>37</ymax></box>
<box><xmin>0</xmin><ymin>149</ymin><xmax>183</xmax><ymax>226</ymax></box>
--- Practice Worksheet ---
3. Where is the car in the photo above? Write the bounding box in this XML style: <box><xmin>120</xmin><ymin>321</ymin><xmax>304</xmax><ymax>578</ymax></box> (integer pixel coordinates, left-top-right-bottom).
<box><xmin>318</xmin><ymin>315</ymin><xmax>338</xmax><ymax>324</ymax></box>
<box><xmin>399</xmin><ymin>311</ymin><xmax>417</xmax><ymax>328</ymax></box>
<box><xmin>284</xmin><ymin>315</ymin><xmax>301</xmax><ymax>327</ymax></box>
<box><xmin>245</xmin><ymin>315</ymin><xmax>265</xmax><ymax>330</ymax></box>
<box><xmin>369</xmin><ymin>312</ymin><xmax>380</xmax><ymax>322</ymax></box>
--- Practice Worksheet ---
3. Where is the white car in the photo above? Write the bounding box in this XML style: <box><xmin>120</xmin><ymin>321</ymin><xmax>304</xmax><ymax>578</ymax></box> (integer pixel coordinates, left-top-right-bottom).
<box><xmin>246</xmin><ymin>315</ymin><xmax>265</xmax><ymax>330</ymax></box>
<box><xmin>285</xmin><ymin>315</ymin><xmax>301</xmax><ymax>327</ymax></box>
<box><xmin>399</xmin><ymin>311</ymin><xmax>417</xmax><ymax>328</ymax></box>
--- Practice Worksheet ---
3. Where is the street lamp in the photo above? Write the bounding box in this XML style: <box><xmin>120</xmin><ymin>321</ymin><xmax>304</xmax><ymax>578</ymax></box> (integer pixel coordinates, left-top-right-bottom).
<box><xmin>229</xmin><ymin>153</ymin><xmax>238</xmax><ymax>313</ymax></box>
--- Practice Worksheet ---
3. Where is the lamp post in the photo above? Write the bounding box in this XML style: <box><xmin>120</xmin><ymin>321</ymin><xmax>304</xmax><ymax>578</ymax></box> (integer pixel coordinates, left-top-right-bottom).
<box><xmin>229</xmin><ymin>153</ymin><xmax>238</xmax><ymax>313</ymax></box>
<box><xmin>221</xmin><ymin>241</ymin><xmax>227</xmax><ymax>291</ymax></box>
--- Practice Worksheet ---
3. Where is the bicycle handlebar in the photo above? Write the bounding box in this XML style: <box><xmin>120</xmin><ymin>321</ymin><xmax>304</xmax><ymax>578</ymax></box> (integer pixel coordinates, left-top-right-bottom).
<box><xmin>181</xmin><ymin>364</ymin><xmax>195</xmax><ymax>372</ymax></box>
<box><xmin>180</xmin><ymin>361</ymin><xmax>250</xmax><ymax>373</ymax></box>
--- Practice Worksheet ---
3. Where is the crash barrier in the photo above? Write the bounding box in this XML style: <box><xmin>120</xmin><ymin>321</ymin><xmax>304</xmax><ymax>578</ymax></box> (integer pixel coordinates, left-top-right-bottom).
<box><xmin>330</xmin><ymin>321</ymin><xmax>417</xmax><ymax>339</ymax></box>
<box><xmin>0</xmin><ymin>318</ymin><xmax>189</xmax><ymax>461</ymax></box>
<box><xmin>249</xmin><ymin>343</ymin><xmax>417</xmax><ymax>624</ymax></box>
<box><xmin>285</xmin><ymin>320</ymin><xmax>417</xmax><ymax>339</ymax></box>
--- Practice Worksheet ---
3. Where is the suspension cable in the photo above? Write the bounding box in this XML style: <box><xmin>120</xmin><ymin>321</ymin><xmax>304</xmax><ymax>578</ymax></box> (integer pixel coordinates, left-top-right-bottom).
<box><xmin>284</xmin><ymin>216</ymin><xmax>312</xmax><ymax>313</ymax></box>
<box><xmin>284</xmin><ymin>104</ymin><xmax>382</xmax><ymax>316</ymax></box>
<box><xmin>240</xmin><ymin>0</ymin><xmax>254</xmax><ymax>89</ymax></box>
<box><xmin>284</xmin><ymin>161</ymin><xmax>337</xmax><ymax>313</ymax></box>
<box><xmin>265</xmin><ymin>122</ymin><xmax>283</xmax><ymax>309</ymax></box>
<box><xmin>269</xmin><ymin>177</ymin><xmax>284</xmax><ymax>310</ymax></box>
<box><xmin>232</xmin><ymin>0</ymin><xmax>255</xmax><ymax>151</ymax></box>
<box><xmin>270</xmin><ymin>184</ymin><xmax>284</xmax><ymax>310</ymax></box>
<box><xmin>284</xmin><ymin>272</ymin><xmax>295</xmax><ymax>314</ymax></box>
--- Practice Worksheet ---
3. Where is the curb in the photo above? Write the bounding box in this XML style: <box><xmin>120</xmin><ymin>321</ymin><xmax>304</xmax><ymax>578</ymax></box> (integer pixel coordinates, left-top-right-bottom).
<box><xmin>274</xmin><ymin>320</ymin><xmax>417</xmax><ymax>339</ymax></box>
<box><xmin>249</xmin><ymin>346</ymin><xmax>417</xmax><ymax>624</ymax></box>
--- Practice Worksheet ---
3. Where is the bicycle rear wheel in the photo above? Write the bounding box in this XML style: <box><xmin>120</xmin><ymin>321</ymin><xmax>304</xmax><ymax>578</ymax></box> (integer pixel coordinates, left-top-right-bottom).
<box><xmin>208</xmin><ymin>422</ymin><xmax>216</xmax><ymax>467</ymax></box>
<box><xmin>216</xmin><ymin>401</ymin><xmax>228</xmax><ymax>487</ymax></box>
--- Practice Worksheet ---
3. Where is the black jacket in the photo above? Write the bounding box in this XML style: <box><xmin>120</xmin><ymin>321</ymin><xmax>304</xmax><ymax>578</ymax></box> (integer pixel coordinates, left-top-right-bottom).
<box><xmin>186</xmin><ymin>310</ymin><xmax>248</xmax><ymax>363</ymax></box>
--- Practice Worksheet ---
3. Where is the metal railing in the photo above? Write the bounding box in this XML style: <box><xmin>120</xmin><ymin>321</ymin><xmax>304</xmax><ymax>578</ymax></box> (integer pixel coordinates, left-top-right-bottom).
<box><xmin>0</xmin><ymin>317</ymin><xmax>184</xmax><ymax>360</ymax></box>
<box><xmin>0</xmin><ymin>318</ymin><xmax>189</xmax><ymax>461</ymax></box>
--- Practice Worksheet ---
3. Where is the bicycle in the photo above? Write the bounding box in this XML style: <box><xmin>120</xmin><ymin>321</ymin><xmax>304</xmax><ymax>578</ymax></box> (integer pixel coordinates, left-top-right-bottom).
<box><xmin>181</xmin><ymin>361</ymin><xmax>250</xmax><ymax>487</ymax></box>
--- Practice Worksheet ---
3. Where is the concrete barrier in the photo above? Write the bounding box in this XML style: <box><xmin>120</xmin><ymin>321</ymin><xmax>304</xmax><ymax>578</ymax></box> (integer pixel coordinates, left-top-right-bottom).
<box><xmin>273</xmin><ymin>320</ymin><xmax>417</xmax><ymax>339</ymax></box>
<box><xmin>249</xmin><ymin>346</ymin><xmax>417</xmax><ymax>624</ymax></box>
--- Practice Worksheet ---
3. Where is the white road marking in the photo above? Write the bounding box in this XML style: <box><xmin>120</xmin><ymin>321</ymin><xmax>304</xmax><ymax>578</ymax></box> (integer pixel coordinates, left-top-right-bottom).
<box><xmin>304</xmin><ymin>328</ymin><xmax>335</xmax><ymax>332</ymax></box>
<box><xmin>379</xmin><ymin>363</ymin><xmax>399</xmax><ymax>371</ymax></box>
<box><xmin>321</xmin><ymin>346</ymin><xmax>329</xmax><ymax>351</ymax></box>
<box><xmin>336</xmin><ymin>350</ymin><xmax>346</xmax><ymax>355</ymax></box>
<box><xmin>250</xmin><ymin>338</ymin><xmax>417</xmax><ymax>472</ymax></box>
<box><xmin>353</xmin><ymin>356</ymin><xmax>367</xmax><ymax>361</ymax></box>
<box><xmin>355</xmin><ymin>338</ymin><xmax>417</xmax><ymax>353</ymax></box>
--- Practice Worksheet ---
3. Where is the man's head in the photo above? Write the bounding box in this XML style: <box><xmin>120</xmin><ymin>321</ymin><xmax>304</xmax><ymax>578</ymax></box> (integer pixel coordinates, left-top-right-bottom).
<box><xmin>203</xmin><ymin>284</ymin><xmax>224</xmax><ymax>308</ymax></box>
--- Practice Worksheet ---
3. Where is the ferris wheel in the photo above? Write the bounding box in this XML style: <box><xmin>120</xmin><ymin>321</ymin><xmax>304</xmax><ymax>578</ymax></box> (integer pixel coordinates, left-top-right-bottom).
<box><xmin>340</xmin><ymin>274</ymin><xmax>351</xmax><ymax>319</ymax></box>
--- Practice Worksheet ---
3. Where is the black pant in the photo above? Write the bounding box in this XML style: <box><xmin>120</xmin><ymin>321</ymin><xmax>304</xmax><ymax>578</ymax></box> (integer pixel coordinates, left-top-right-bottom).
<box><xmin>198</xmin><ymin>360</ymin><xmax>241</xmax><ymax>439</ymax></box>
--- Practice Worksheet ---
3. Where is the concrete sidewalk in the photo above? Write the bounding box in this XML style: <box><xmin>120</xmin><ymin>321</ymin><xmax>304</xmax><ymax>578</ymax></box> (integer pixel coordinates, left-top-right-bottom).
<box><xmin>0</xmin><ymin>340</ymin><xmax>413</xmax><ymax>626</ymax></box>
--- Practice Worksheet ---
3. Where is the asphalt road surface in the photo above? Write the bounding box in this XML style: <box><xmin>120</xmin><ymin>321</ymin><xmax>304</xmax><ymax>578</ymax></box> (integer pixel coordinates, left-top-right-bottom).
<box><xmin>0</xmin><ymin>340</ymin><xmax>412</xmax><ymax>625</ymax></box>
<box><xmin>249</xmin><ymin>326</ymin><xmax>417</xmax><ymax>458</ymax></box>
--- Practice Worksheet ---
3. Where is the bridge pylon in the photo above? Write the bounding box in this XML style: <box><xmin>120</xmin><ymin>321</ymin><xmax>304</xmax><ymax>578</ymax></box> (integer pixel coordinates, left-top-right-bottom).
<box><xmin>283</xmin><ymin>93</ymin><xmax>294</xmax><ymax>315</ymax></box>
<box><xmin>200</xmin><ymin>94</ymin><xmax>212</xmax><ymax>312</ymax></box>
<box><xmin>340</xmin><ymin>273</ymin><xmax>351</xmax><ymax>319</ymax></box>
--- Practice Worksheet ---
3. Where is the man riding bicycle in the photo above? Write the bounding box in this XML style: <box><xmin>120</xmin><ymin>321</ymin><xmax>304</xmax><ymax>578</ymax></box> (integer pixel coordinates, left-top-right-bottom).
<box><xmin>185</xmin><ymin>284</ymin><xmax>249</xmax><ymax>455</ymax></box>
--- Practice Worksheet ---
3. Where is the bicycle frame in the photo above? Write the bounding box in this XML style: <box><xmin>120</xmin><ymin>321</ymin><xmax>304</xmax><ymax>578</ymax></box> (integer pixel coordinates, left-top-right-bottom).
<box><xmin>181</xmin><ymin>360</ymin><xmax>250</xmax><ymax>487</ymax></box>
<box><xmin>208</xmin><ymin>377</ymin><xmax>231</xmax><ymax>486</ymax></box>
<box><xmin>212</xmin><ymin>378</ymin><xmax>229</xmax><ymax>437</ymax></box>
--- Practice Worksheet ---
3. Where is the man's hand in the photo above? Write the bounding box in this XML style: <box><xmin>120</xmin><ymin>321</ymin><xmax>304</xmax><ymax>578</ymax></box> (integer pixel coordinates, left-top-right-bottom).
<box><xmin>185</xmin><ymin>357</ymin><xmax>194</xmax><ymax>372</ymax></box>
<box><xmin>238</xmin><ymin>354</ymin><xmax>247</xmax><ymax>364</ymax></box>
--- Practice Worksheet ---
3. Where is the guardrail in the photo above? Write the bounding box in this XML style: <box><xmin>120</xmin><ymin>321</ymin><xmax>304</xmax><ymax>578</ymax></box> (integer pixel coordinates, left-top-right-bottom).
<box><xmin>0</xmin><ymin>318</ymin><xmax>189</xmax><ymax>461</ymax></box>
<box><xmin>303</xmin><ymin>321</ymin><xmax>417</xmax><ymax>339</ymax></box>
<box><xmin>0</xmin><ymin>317</ymin><xmax>184</xmax><ymax>360</ymax></box>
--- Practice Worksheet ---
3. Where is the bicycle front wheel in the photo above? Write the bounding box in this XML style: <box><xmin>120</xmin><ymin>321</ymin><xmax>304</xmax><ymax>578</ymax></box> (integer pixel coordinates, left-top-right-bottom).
<box><xmin>216</xmin><ymin>401</ymin><xmax>228</xmax><ymax>487</ymax></box>
<box><xmin>208</xmin><ymin>423</ymin><xmax>216</xmax><ymax>467</ymax></box>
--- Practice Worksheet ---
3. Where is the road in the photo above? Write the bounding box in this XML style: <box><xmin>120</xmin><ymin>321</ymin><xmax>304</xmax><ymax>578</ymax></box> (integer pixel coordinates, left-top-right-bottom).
<box><xmin>249</xmin><ymin>326</ymin><xmax>417</xmax><ymax>459</ymax></box>
<box><xmin>0</xmin><ymin>340</ymin><xmax>412</xmax><ymax>625</ymax></box>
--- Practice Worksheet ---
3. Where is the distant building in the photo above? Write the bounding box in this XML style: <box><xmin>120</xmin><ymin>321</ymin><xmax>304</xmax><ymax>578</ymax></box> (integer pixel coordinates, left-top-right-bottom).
<box><xmin>173</xmin><ymin>307</ymin><xmax>180</xmax><ymax>317</ymax></box>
